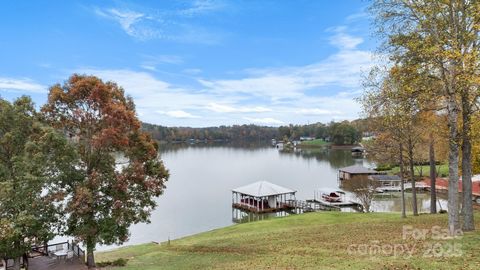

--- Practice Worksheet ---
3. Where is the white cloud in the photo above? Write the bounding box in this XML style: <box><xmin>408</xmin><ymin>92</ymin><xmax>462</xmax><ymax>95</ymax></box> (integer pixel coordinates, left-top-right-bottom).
<box><xmin>183</xmin><ymin>68</ymin><xmax>202</xmax><ymax>75</ymax></box>
<box><xmin>0</xmin><ymin>77</ymin><xmax>46</xmax><ymax>93</ymax></box>
<box><xmin>74</xmin><ymin>66</ymin><xmax>363</xmax><ymax>127</ymax></box>
<box><xmin>199</xmin><ymin>46</ymin><xmax>373</xmax><ymax>101</ymax></box>
<box><xmin>74</xmin><ymin>17</ymin><xmax>370</xmax><ymax>126</ymax></box>
<box><xmin>206</xmin><ymin>103</ymin><xmax>271</xmax><ymax>113</ymax></box>
<box><xmin>329</xmin><ymin>32</ymin><xmax>363</xmax><ymax>50</ymax></box>
<box><xmin>157</xmin><ymin>110</ymin><xmax>200</xmax><ymax>118</ymax></box>
<box><xmin>95</xmin><ymin>8</ymin><xmax>151</xmax><ymax>39</ymax></box>
<box><xmin>93</xmin><ymin>3</ymin><xmax>225</xmax><ymax>43</ymax></box>
<box><xmin>297</xmin><ymin>108</ymin><xmax>342</xmax><ymax>116</ymax></box>
<box><xmin>345</xmin><ymin>11</ymin><xmax>370</xmax><ymax>22</ymax></box>
<box><xmin>141</xmin><ymin>54</ymin><xmax>184</xmax><ymax>65</ymax></box>
<box><xmin>140</xmin><ymin>65</ymin><xmax>157</xmax><ymax>71</ymax></box>
<box><xmin>140</xmin><ymin>54</ymin><xmax>184</xmax><ymax>72</ymax></box>
<box><xmin>77</xmin><ymin>69</ymin><xmax>171</xmax><ymax>95</ymax></box>
<box><xmin>180</xmin><ymin>0</ymin><xmax>225</xmax><ymax>16</ymax></box>
<box><xmin>243</xmin><ymin>117</ymin><xmax>284</xmax><ymax>125</ymax></box>
<box><xmin>197</xmin><ymin>27</ymin><xmax>372</xmax><ymax>103</ymax></box>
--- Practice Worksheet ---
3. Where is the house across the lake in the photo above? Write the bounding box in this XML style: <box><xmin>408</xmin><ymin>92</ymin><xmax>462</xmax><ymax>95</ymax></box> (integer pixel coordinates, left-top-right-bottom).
<box><xmin>338</xmin><ymin>165</ymin><xmax>385</xmax><ymax>180</ymax></box>
<box><xmin>232</xmin><ymin>181</ymin><xmax>296</xmax><ymax>213</ymax></box>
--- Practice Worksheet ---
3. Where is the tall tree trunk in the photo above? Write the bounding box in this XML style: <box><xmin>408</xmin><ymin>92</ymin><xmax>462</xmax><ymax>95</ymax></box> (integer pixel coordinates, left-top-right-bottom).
<box><xmin>23</xmin><ymin>253</ymin><xmax>28</xmax><ymax>270</ymax></box>
<box><xmin>447</xmin><ymin>95</ymin><xmax>460</xmax><ymax>235</ymax></box>
<box><xmin>461</xmin><ymin>96</ymin><xmax>475</xmax><ymax>231</ymax></box>
<box><xmin>429</xmin><ymin>134</ymin><xmax>437</xmax><ymax>214</ymax></box>
<box><xmin>408</xmin><ymin>137</ymin><xmax>418</xmax><ymax>216</ymax></box>
<box><xmin>86</xmin><ymin>237</ymin><xmax>96</xmax><ymax>269</ymax></box>
<box><xmin>399</xmin><ymin>143</ymin><xmax>406</xmax><ymax>218</ymax></box>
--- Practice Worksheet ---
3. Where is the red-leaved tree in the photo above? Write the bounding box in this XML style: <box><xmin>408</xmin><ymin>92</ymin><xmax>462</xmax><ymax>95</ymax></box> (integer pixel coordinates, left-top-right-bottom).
<box><xmin>42</xmin><ymin>74</ymin><xmax>169</xmax><ymax>268</ymax></box>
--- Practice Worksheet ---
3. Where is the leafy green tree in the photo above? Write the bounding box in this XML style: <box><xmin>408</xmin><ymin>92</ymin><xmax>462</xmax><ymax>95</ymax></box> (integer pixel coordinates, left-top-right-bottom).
<box><xmin>0</xmin><ymin>97</ymin><xmax>78</xmax><ymax>270</ymax></box>
<box><xmin>328</xmin><ymin>121</ymin><xmax>360</xmax><ymax>145</ymax></box>
<box><xmin>42</xmin><ymin>75</ymin><xmax>170</xmax><ymax>268</ymax></box>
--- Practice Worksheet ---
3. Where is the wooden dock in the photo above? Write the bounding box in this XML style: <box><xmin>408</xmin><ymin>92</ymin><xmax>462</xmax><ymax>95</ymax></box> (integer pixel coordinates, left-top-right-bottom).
<box><xmin>306</xmin><ymin>199</ymin><xmax>363</xmax><ymax>211</ymax></box>
<box><xmin>286</xmin><ymin>200</ymin><xmax>341</xmax><ymax>212</ymax></box>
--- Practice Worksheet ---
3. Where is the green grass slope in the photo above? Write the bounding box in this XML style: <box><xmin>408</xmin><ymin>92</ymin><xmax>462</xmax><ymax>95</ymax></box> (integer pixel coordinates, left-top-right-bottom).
<box><xmin>98</xmin><ymin>212</ymin><xmax>480</xmax><ymax>270</ymax></box>
<box><xmin>298</xmin><ymin>139</ymin><xmax>330</xmax><ymax>147</ymax></box>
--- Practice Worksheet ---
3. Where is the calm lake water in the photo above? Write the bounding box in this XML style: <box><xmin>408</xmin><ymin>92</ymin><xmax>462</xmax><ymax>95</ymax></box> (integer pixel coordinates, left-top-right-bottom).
<box><xmin>95</xmin><ymin>143</ymin><xmax>446</xmax><ymax>251</ymax></box>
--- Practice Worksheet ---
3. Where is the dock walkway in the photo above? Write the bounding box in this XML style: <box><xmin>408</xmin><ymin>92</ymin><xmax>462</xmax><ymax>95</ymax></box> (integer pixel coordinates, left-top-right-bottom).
<box><xmin>287</xmin><ymin>199</ymin><xmax>341</xmax><ymax>212</ymax></box>
<box><xmin>306</xmin><ymin>199</ymin><xmax>363</xmax><ymax>211</ymax></box>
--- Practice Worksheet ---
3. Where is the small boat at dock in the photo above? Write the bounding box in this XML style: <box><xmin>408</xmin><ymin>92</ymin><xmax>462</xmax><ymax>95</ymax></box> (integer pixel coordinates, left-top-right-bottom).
<box><xmin>309</xmin><ymin>188</ymin><xmax>363</xmax><ymax>211</ymax></box>
<box><xmin>314</xmin><ymin>188</ymin><xmax>345</xmax><ymax>202</ymax></box>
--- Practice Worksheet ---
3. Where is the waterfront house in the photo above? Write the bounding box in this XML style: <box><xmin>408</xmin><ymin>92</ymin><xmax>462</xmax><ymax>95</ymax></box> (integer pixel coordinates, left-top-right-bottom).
<box><xmin>338</xmin><ymin>165</ymin><xmax>385</xmax><ymax>180</ymax></box>
<box><xmin>232</xmin><ymin>181</ymin><xmax>296</xmax><ymax>213</ymax></box>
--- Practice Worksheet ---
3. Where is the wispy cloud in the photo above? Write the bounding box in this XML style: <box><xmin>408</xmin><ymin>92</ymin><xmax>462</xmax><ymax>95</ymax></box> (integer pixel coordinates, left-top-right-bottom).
<box><xmin>179</xmin><ymin>0</ymin><xmax>225</xmax><ymax>17</ymax></box>
<box><xmin>74</xmin><ymin>14</ymin><xmax>371</xmax><ymax>127</ymax></box>
<box><xmin>183</xmin><ymin>68</ymin><xmax>202</xmax><ymax>75</ymax></box>
<box><xmin>199</xmin><ymin>28</ymin><xmax>373</xmax><ymax>102</ymax></box>
<box><xmin>95</xmin><ymin>8</ymin><xmax>152</xmax><ymax>39</ymax></box>
<box><xmin>157</xmin><ymin>110</ymin><xmax>200</xmax><ymax>118</ymax></box>
<box><xmin>140</xmin><ymin>54</ymin><xmax>184</xmax><ymax>71</ymax></box>
<box><xmin>93</xmin><ymin>1</ymin><xmax>225</xmax><ymax>43</ymax></box>
<box><xmin>296</xmin><ymin>108</ymin><xmax>342</xmax><ymax>116</ymax></box>
<box><xmin>0</xmin><ymin>77</ymin><xmax>46</xmax><ymax>93</ymax></box>
<box><xmin>206</xmin><ymin>103</ymin><xmax>271</xmax><ymax>113</ymax></box>
<box><xmin>243</xmin><ymin>117</ymin><xmax>284</xmax><ymax>125</ymax></box>
<box><xmin>329</xmin><ymin>31</ymin><xmax>363</xmax><ymax>50</ymax></box>
<box><xmin>142</xmin><ymin>54</ymin><xmax>184</xmax><ymax>65</ymax></box>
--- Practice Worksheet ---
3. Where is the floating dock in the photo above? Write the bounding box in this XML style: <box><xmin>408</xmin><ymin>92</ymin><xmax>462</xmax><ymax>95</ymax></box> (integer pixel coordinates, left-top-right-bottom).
<box><xmin>286</xmin><ymin>199</ymin><xmax>340</xmax><ymax>212</ymax></box>
<box><xmin>306</xmin><ymin>199</ymin><xmax>363</xmax><ymax>211</ymax></box>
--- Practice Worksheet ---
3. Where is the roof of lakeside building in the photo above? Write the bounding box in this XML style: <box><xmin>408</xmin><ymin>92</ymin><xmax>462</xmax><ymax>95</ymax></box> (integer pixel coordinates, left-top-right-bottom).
<box><xmin>232</xmin><ymin>181</ymin><xmax>296</xmax><ymax>197</ymax></box>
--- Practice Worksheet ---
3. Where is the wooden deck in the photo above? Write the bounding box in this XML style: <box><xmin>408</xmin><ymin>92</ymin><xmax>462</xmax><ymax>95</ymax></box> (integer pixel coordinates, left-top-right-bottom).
<box><xmin>306</xmin><ymin>199</ymin><xmax>363</xmax><ymax>211</ymax></box>
<box><xmin>29</xmin><ymin>256</ymin><xmax>86</xmax><ymax>270</ymax></box>
<box><xmin>232</xmin><ymin>203</ymin><xmax>293</xmax><ymax>213</ymax></box>
<box><xmin>287</xmin><ymin>199</ymin><xmax>340</xmax><ymax>212</ymax></box>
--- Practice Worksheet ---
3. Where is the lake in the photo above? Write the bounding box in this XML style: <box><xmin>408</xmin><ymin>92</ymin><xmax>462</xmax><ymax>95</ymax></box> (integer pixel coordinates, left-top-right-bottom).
<box><xmin>96</xmin><ymin>143</ymin><xmax>446</xmax><ymax>251</ymax></box>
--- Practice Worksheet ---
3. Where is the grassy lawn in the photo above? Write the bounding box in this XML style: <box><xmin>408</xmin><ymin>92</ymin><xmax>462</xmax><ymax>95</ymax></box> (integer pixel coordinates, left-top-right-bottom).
<box><xmin>97</xmin><ymin>211</ymin><xmax>480</xmax><ymax>270</ymax></box>
<box><xmin>388</xmin><ymin>164</ymin><xmax>449</xmax><ymax>177</ymax></box>
<box><xmin>298</xmin><ymin>139</ymin><xmax>330</xmax><ymax>147</ymax></box>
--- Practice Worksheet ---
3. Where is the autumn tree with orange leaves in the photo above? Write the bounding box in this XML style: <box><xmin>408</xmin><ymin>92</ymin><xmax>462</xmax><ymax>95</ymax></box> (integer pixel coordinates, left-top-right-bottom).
<box><xmin>42</xmin><ymin>75</ymin><xmax>169</xmax><ymax>268</ymax></box>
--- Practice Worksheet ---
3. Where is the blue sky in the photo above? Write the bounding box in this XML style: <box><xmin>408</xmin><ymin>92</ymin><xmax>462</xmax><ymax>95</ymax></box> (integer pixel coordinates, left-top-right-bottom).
<box><xmin>0</xmin><ymin>0</ymin><xmax>375</xmax><ymax>127</ymax></box>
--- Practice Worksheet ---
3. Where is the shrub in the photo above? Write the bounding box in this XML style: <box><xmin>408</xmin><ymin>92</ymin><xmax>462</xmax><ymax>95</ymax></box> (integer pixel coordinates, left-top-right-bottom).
<box><xmin>96</xmin><ymin>258</ymin><xmax>128</xmax><ymax>267</ymax></box>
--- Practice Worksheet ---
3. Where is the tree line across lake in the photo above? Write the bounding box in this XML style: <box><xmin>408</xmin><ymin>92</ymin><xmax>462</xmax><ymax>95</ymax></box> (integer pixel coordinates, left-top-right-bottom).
<box><xmin>142</xmin><ymin>119</ymin><xmax>366</xmax><ymax>145</ymax></box>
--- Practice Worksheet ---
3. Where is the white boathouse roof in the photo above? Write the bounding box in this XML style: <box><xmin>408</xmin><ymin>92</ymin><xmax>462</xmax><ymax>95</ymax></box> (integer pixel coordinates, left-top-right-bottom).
<box><xmin>232</xmin><ymin>181</ymin><xmax>296</xmax><ymax>197</ymax></box>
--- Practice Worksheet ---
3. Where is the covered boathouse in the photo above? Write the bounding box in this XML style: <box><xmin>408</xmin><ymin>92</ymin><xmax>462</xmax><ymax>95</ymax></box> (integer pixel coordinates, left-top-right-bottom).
<box><xmin>338</xmin><ymin>165</ymin><xmax>385</xmax><ymax>180</ymax></box>
<box><xmin>232</xmin><ymin>181</ymin><xmax>296</xmax><ymax>213</ymax></box>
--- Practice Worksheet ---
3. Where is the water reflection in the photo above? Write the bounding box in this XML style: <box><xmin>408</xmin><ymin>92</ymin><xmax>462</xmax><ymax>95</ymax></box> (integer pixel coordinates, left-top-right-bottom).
<box><xmin>372</xmin><ymin>192</ymin><xmax>447</xmax><ymax>212</ymax></box>
<box><xmin>90</xmin><ymin>142</ymin><xmax>446</xmax><ymax>251</ymax></box>
<box><xmin>232</xmin><ymin>208</ymin><xmax>289</xmax><ymax>223</ymax></box>
<box><xmin>278</xmin><ymin>147</ymin><xmax>369</xmax><ymax>169</ymax></box>
<box><xmin>159</xmin><ymin>141</ymin><xmax>271</xmax><ymax>154</ymax></box>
